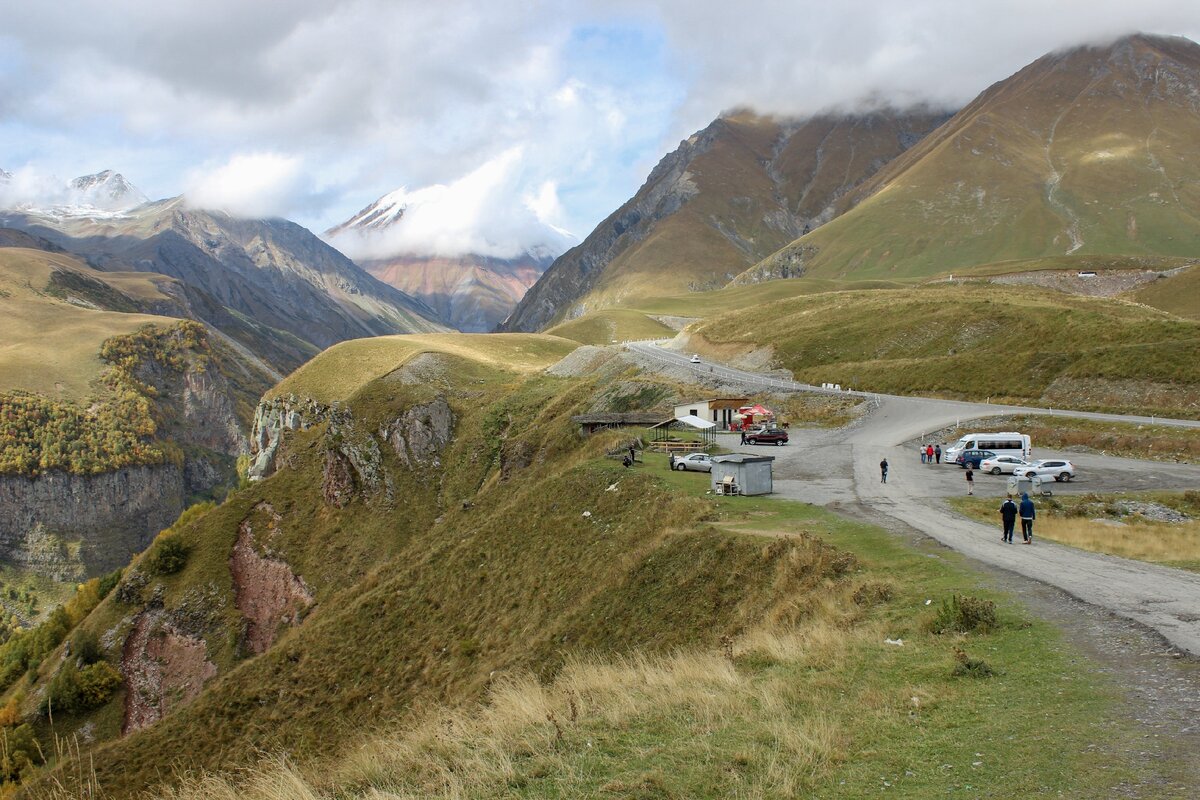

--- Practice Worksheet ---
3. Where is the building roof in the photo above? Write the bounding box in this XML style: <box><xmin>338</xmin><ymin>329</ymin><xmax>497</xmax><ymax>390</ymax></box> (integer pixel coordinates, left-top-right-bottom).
<box><xmin>712</xmin><ymin>454</ymin><xmax>775</xmax><ymax>464</ymax></box>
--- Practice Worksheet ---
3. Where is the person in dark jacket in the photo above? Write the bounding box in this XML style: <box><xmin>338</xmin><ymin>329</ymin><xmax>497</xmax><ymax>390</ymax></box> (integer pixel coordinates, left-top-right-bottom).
<box><xmin>740</xmin><ymin>429</ymin><xmax>747</xmax><ymax>445</ymax></box>
<box><xmin>999</xmin><ymin>495</ymin><xmax>1018</xmax><ymax>543</ymax></box>
<box><xmin>934</xmin><ymin>444</ymin><xmax>942</xmax><ymax>464</ymax></box>
<box><xmin>880</xmin><ymin>458</ymin><xmax>889</xmax><ymax>483</ymax></box>
<box><xmin>965</xmin><ymin>467</ymin><xmax>974</xmax><ymax>495</ymax></box>
<box><xmin>1019</xmin><ymin>493</ymin><xmax>1036</xmax><ymax>543</ymax></box>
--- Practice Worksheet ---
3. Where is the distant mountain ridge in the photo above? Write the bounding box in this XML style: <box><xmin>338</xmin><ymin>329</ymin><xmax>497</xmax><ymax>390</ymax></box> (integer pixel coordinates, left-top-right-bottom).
<box><xmin>740</xmin><ymin>33</ymin><xmax>1200</xmax><ymax>283</ymax></box>
<box><xmin>327</xmin><ymin>183</ymin><xmax>565</xmax><ymax>332</ymax></box>
<box><xmin>500</xmin><ymin>109</ymin><xmax>950</xmax><ymax>332</ymax></box>
<box><xmin>1</xmin><ymin>187</ymin><xmax>447</xmax><ymax>369</ymax></box>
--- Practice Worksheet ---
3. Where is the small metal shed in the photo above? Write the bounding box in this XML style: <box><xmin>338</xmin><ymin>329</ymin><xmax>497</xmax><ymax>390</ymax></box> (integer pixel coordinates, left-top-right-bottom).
<box><xmin>710</xmin><ymin>454</ymin><xmax>775</xmax><ymax>496</ymax></box>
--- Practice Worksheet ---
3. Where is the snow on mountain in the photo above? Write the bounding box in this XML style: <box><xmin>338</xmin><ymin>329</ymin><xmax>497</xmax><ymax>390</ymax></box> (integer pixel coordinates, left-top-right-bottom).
<box><xmin>326</xmin><ymin>150</ymin><xmax>576</xmax><ymax>263</ymax></box>
<box><xmin>0</xmin><ymin>169</ymin><xmax>148</xmax><ymax>218</ymax></box>
<box><xmin>68</xmin><ymin>170</ymin><xmax>149</xmax><ymax>210</ymax></box>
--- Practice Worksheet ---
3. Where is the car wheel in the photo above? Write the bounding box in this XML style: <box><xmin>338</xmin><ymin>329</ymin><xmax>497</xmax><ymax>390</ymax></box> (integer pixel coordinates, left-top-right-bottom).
<box><xmin>674</xmin><ymin>463</ymin><xmax>686</xmax><ymax>471</ymax></box>
<box><xmin>776</xmin><ymin>440</ymin><xmax>783</xmax><ymax>446</ymax></box>
<box><xmin>990</xmin><ymin>467</ymin><xmax>1001</xmax><ymax>475</ymax></box>
<box><xmin>1059</xmin><ymin>472</ymin><xmax>1071</xmax><ymax>482</ymax></box>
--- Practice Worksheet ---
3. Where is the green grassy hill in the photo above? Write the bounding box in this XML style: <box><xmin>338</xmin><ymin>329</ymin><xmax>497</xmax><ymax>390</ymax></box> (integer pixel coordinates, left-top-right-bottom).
<box><xmin>503</xmin><ymin>110</ymin><xmax>947</xmax><ymax>332</ymax></box>
<box><xmin>4</xmin><ymin>343</ymin><xmax>1178</xmax><ymax>798</ymax></box>
<box><xmin>743</xmin><ymin>34</ymin><xmax>1200</xmax><ymax>284</ymax></box>
<box><xmin>0</xmin><ymin>248</ymin><xmax>178</xmax><ymax>399</ymax></box>
<box><xmin>1126</xmin><ymin>263</ymin><xmax>1200</xmax><ymax>319</ymax></box>
<box><xmin>688</xmin><ymin>282</ymin><xmax>1200</xmax><ymax>416</ymax></box>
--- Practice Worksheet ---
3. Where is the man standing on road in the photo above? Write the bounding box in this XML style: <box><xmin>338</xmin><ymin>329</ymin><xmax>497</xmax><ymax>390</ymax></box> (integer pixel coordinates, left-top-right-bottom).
<box><xmin>965</xmin><ymin>467</ymin><xmax>975</xmax><ymax>495</ymax></box>
<box><xmin>934</xmin><ymin>444</ymin><xmax>942</xmax><ymax>464</ymax></box>
<box><xmin>920</xmin><ymin>445</ymin><xmax>927</xmax><ymax>464</ymax></box>
<box><xmin>999</xmin><ymin>495</ymin><xmax>1018</xmax><ymax>543</ymax></box>
<box><xmin>880</xmin><ymin>458</ymin><xmax>889</xmax><ymax>483</ymax></box>
<box><xmin>1019</xmin><ymin>493</ymin><xmax>1036</xmax><ymax>544</ymax></box>
<box><xmin>740</xmin><ymin>428</ymin><xmax>747</xmax><ymax>445</ymax></box>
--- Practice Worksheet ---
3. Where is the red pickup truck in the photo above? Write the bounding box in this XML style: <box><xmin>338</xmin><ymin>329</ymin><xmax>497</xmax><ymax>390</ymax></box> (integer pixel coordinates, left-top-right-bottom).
<box><xmin>745</xmin><ymin>429</ymin><xmax>788</xmax><ymax>445</ymax></box>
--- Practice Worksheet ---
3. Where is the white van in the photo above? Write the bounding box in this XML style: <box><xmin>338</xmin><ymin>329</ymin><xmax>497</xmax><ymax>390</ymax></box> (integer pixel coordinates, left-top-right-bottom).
<box><xmin>944</xmin><ymin>432</ymin><xmax>1031</xmax><ymax>462</ymax></box>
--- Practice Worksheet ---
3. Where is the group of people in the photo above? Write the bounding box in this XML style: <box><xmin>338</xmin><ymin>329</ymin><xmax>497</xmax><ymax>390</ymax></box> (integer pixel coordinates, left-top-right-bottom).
<box><xmin>998</xmin><ymin>493</ymin><xmax>1036</xmax><ymax>543</ymax></box>
<box><xmin>919</xmin><ymin>443</ymin><xmax>942</xmax><ymax>464</ymax></box>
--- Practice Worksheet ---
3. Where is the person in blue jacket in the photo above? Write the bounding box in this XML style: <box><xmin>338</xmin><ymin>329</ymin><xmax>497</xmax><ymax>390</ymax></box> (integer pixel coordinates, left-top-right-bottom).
<box><xmin>1019</xmin><ymin>493</ymin><xmax>1036</xmax><ymax>544</ymax></box>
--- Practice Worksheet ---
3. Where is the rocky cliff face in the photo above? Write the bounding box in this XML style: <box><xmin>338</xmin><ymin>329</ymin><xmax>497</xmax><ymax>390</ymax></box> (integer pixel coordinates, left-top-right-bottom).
<box><xmin>0</xmin><ymin>465</ymin><xmax>185</xmax><ymax>578</ymax></box>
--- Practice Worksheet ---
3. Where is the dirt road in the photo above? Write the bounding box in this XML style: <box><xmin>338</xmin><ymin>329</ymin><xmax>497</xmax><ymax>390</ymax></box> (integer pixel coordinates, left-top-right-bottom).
<box><xmin>626</xmin><ymin>341</ymin><xmax>1200</xmax><ymax>656</ymax></box>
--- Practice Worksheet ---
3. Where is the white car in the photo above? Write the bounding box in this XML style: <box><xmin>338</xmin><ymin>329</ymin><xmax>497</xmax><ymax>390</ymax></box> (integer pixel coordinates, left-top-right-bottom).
<box><xmin>690</xmin><ymin>354</ymin><xmax>701</xmax><ymax>363</ymax></box>
<box><xmin>979</xmin><ymin>455</ymin><xmax>1031</xmax><ymax>475</ymax></box>
<box><xmin>1013</xmin><ymin>459</ymin><xmax>1075</xmax><ymax>482</ymax></box>
<box><xmin>672</xmin><ymin>453</ymin><xmax>713</xmax><ymax>472</ymax></box>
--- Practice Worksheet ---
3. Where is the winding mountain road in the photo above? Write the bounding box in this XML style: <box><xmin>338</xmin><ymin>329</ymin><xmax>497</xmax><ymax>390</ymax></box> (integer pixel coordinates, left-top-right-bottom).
<box><xmin>626</xmin><ymin>341</ymin><xmax>1200</xmax><ymax>656</ymax></box>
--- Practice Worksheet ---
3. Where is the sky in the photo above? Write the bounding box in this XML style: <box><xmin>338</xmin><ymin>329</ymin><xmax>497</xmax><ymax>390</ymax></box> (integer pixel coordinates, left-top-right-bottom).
<box><xmin>1</xmin><ymin>0</ymin><xmax>1198</xmax><ymax>259</ymax></box>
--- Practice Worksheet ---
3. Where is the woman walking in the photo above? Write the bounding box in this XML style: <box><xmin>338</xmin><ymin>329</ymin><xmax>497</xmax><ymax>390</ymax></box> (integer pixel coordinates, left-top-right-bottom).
<box><xmin>965</xmin><ymin>467</ymin><xmax>975</xmax><ymax>495</ymax></box>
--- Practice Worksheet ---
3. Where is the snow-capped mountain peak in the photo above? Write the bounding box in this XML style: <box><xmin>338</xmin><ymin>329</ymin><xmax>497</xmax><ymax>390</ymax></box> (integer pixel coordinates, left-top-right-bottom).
<box><xmin>68</xmin><ymin>170</ymin><xmax>148</xmax><ymax>210</ymax></box>
<box><xmin>0</xmin><ymin>169</ymin><xmax>148</xmax><ymax>218</ymax></box>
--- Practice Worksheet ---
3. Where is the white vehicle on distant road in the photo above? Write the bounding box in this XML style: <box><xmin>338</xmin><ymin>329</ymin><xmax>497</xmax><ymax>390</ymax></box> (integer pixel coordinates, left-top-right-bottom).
<box><xmin>944</xmin><ymin>432</ymin><xmax>1031</xmax><ymax>462</ymax></box>
<box><xmin>979</xmin><ymin>455</ymin><xmax>1031</xmax><ymax>475</ymax></box>
<box><xmin>690</xmin><ymin>354</ymin><xmax>701</xmax><ymax>363</ymax></box>
<box><xmin>1013</xmin><ymin>459</ymin><xmax>1075</xmax><ymax>482</ymax></box>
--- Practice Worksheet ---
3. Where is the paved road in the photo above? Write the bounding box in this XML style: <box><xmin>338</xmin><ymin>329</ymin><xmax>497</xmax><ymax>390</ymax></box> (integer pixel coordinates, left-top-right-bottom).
<box><xmin>626</xmin><ymin>340</ymin><xmax>1200</xmax><ymax>656</ymax></box>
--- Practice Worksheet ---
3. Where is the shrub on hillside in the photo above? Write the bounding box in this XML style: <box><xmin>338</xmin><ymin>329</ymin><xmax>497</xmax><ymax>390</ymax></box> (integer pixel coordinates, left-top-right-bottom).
<box><xmin>71</xmin><ymin>629</ymin><xmax>104</xmax><ymax>666</ymax></box>
<box><xmin>0</xmin><ymin>723</ymin><xmax>41</xmax><ymax>782</ymax></box>
<box><xmin>927</xmin><ymin>595</ymin><xmax>997</xmax><ymax>635</ymax></box>
<box><xmin>145</xmin><ymin>535</ymin><xmax>189</xmax><ymax>576</ymax></box>
<box><xmin>951</xmin><ymin>647</ymin><xmax>997</xmax><ymax>678</ymax></box>
<box><xmin>44</xmin><ymin>660</ymin><xmax>122</xmax><ymax>716</ymax></box>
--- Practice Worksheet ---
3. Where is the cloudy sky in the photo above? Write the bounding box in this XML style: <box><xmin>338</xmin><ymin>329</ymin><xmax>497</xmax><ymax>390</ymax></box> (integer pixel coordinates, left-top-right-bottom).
<box><xmin>1</xmin><ymin>0</ymin><xmax>1197</xmax><ymax>258</ymax></box>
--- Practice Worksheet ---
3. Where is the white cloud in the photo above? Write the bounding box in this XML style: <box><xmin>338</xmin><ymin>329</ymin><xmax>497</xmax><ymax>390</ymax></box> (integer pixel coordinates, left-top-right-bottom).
<box><xmin>3</xmin><ymin>0</ymin><xmax>1199</xmax><ymax>241</ymax></box>
<box><xmin>330</xmin><ymin>149</ymin><xmax>576</xmax><ymax>260</ymax></box>
<box><xmin>184</xmin><ymin>153</ymin><xmax>305</xmax><ymax>218</ymax></box>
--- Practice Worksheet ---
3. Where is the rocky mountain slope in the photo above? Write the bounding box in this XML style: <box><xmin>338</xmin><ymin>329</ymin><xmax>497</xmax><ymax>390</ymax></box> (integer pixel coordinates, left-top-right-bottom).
<box><xmin>327</xmin><ymin>185</ymin><xmax>564</xmax><ymax>332</ymax></box>
<box><xmin>360</xmin><ymin>252</ymin><xmax>550</xmax><ymax>332</ymax></box>
<box><xmin>500</xmin><ymin>109</ymin><xmax>949</xmax><ymax>332</ymax></box>
<box><xmin>741</xmin><ymin>34</ymin><xmax>1200</xmax><ymax>283</ymax></box>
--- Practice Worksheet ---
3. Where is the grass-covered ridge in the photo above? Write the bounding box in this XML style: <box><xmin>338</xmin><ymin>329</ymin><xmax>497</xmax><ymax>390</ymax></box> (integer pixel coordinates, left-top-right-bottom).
<box><xmin>150</xmin><ymin>460</ymin><xmax>1157</xmax><ymax>799</ymax></box>
<box><xmin>689</xmin><ymin>282</ymin><xmax>1200</xmax><ymax>415</ymax></box>
<box><xmin>268</xmin><ymin>332</ymin><xmax>578</xmax><ymax>403</ymax></box>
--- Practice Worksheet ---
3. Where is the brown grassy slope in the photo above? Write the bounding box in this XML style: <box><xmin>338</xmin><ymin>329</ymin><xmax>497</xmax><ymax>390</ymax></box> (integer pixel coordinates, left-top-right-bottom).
<box><xmin>503</xmin><ymin>110</ymin><xmax>946</xmax><ymax>331</ymax></box>
<box><xmin>1126</xmin><ymin>263</ymin><xmax>1200</xmax><ymax>319</ymax></box>
<box><xmin>0</xmin><ymin>248</ymin><xmax>178</xmax><ymax>399</ymax></box>
<box><xmin>23</xmin><ymin>364</ymin><xmax>828</xmax><ymax>798</ymax></box>
<box><xmin>742</xmin><ymin>34</ymin><xmax>1200</xmax><ymax>283</ymax></box>
<box><xmin>689</xmin><ymin>282</ymin><xmax>1200</xmax><ymax>415</ymax></box>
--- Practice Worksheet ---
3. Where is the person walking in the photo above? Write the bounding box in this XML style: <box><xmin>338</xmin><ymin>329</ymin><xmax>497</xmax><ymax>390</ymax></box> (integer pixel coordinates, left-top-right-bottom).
<box><xmin>668</xmin><ymin>452</ymin><xmax>675</xmax><ymax>470</ymax></box>
<box><xmin>880</xmin><ymin>458</ymin><xmax>889</xmax><ymax>483</ymax></box>
<box><xmin>999</xmin><ymin>494</ymin><xmax>1018</xmax><ymax>543</ymax></box>
<box><xmin>1019</xmin><ymin>493</ymin><xmax>1036</xmax><ymax>544</ymax></box>
<box><xmin>965</xmin><ymin>467</ymin><xmax>975</xmax><ymax>495</ymax></box>
<box><xmin>628</xmin><ymin>445</ymin><xmax>637</xmax><ymax>465</ymax></box>
<box><xmin>934</xmin><ymin>444</ymin><xmax>942</xmax><ymax>464</ymax></box>
<box><xmin>740</xmin><ymin>428</ymin><xmax>747</xmax><ymax>445</ymax></box>
<box><xmin>920</xmin><ymin>445</ymin><xmax>927</xmax><ymax>464</ymax></box>
<box><xmin>926</xmin><ymin>444</ymin><xmax>935</xmax><ymax>464</ymax></box>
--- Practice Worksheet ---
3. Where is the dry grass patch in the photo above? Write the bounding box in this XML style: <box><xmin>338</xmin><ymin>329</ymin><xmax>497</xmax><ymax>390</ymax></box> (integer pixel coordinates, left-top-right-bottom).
<box><xmin>950</xmin><ymin>492</ymin><xmax>1200</xmax><ymax>570</ymax></box>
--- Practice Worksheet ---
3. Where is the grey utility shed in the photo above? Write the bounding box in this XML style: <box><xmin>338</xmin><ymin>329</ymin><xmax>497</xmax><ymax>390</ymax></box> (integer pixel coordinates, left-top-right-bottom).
<box><xmin>710</xmin><ymin>454</ymin><xmax>775</xmax><ymax>496</ymax></box>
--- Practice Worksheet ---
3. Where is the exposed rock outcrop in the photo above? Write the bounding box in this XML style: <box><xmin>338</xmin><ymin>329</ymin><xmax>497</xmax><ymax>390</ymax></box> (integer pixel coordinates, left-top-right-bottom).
<box><xmin>0</xmin><ymin>465</ymin><xmax>184</xmax><ymax>576</ymax></box>
<box><xmin>380</xmin><ymin>395</ymin><xmax>455</xmax><ymax>468</ymax></box>
<box><xmin>121</xmin><ymin>609</ymin><xmax>218</xmax><ymax>734</ymax></box>
<box><xmin>229</xmin><ymin>503</ymin><xmax>313</xmax><ymax>655</ymax></box>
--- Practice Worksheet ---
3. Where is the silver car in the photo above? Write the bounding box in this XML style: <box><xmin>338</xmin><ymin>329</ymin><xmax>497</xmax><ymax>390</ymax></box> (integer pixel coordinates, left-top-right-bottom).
<box><xmin>979</xmin><ymin>455</ymin><xmax>1031</xmax><ymax>475</ymax></box>
<box><xmin>1013</xmin><ymin>459</ymin><xmax>1075</xmax><ymax>482</ymax></box>
<box><xmin>673</xmin><ymin>453</ymin><xmax>713</xmax><ymax>472</ymax></box>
